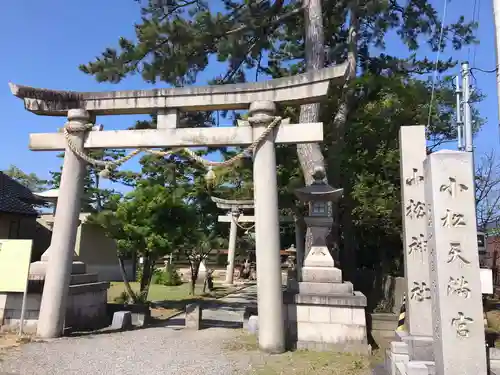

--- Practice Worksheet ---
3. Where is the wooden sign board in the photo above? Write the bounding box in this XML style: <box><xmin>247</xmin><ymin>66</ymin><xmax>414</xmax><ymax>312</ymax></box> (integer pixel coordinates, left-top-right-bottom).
<box><xmin>0</xmin><ymin>240</ymin><xmax>33</xmax><ymax>292</ymax></box>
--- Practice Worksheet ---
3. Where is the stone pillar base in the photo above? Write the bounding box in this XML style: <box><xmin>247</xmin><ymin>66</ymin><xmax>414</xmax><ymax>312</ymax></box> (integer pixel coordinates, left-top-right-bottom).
<box><xmin>0</xmin><ymin>278</ymin><xmax>109</xmax><ymax>333</ymax></box>
<box><xmin>385</xmin><ymin>334</ymin><xmax>435</xmax><ymax>375</ymax></box>
<box><xmin>283</xmin><ymin>289</ymin><xmax>370</xmax><ymax>354</ymax></box>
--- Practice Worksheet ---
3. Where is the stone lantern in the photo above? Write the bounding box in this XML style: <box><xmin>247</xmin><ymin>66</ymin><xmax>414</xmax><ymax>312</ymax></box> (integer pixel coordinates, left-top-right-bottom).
<box><xmin>283</xmin><ymin>165</ymin><xmax>369</xmax><ymax>353</ymax></box>
<box><xmin>294</xmin><ymin>165</ymin><xmax>343</xmax><ymax>279</ymax></box>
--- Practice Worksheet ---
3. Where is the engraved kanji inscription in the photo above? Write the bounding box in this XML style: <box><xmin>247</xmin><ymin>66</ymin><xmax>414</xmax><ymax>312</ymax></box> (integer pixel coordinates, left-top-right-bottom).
<box><xmin>439</xmin><ymin>177</ymin><xmax>469</xmax><ymax>198</ymax></box>
<box><xmin>427</xmin><ymin>204</ymin><xmax>432</xmax><ymax>228</ymax></box>
<box><xmin>447</xmin><ymin>276</ymin><xmax>471</xmax><ymax>298</ymax></box>
<box><xmin>441</xmin><ymin>209</ymin><xmax>466</xmax><ymax>228</ymax></box>
<box><xmin>410</xmin><ymin>281</ymin><xmax>431</xmax><ymax>302</ymax></box>
<box><xmin>451</xmin><ymin>312</ymin><xmax>474</xmax><ymax>337</ymax></box>
<box><xmin>406</xmin><ymin>168</ymin><xmax>424</xmax><ymax>186</ymax></box>
<box><xmin>447</xmin><ymin>242</ymin><xmax>471</xmax><ymax>265</ymax></box>
<box><xmin>405</xmin><ymin>199</ymin><xmax>426</xmax><ymax>219</ymax></box>
<box><xmin>408</xmin><ymin>234</ymin><xmax>427</xmax><ymax>254</ymax></box>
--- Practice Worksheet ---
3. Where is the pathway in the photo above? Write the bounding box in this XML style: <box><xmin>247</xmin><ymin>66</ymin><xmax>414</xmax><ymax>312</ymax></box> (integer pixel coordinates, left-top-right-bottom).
<box><xmin>0</xmin><ymin>285</ymin><xmax>257</xmax><ymax>375</ymax></box>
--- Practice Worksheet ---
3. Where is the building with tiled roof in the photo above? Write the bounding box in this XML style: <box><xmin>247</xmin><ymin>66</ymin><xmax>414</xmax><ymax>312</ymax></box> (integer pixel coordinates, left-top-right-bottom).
<box><xmin>0</xmin><ymin>172</ymin><xmax>44</xmax><ymax>239</ymax></box>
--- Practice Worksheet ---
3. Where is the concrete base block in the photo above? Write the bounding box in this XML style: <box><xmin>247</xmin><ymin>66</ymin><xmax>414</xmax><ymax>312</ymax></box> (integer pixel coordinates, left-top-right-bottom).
<box><xmin>106</xmin><ymin>303</ymin><xmax>151</xmax><ymax>327</ymax></box>
<box><xmin>402</xmin><ymin>335</ymin><xmax>434</xmax><ymax>362</ymax></box>
<box><xmin>284</xmin><ymin>290</ymin><xmax>368</xmax><ymax>354</ymax></box>
<box><xmin>491</xmin><ymin>347</ymin><xmax>500</xmax><ymax>369</ymax></box>
<box><xmin>185</xmin><ymin>303</ymin><xmax>202</xmax><ymax>330</ymax></box>
<box><xmin>385</xmin><ymin>341</ymin><xmax>409</xmax><ymax>375</ymax></box>
<box><xmin>294</xmin><ymin>281</ymin><xmax>354</xmax><ymax>295</ymax></box>
<box><xmin>301</xmin><ymin>266</ymin><xmax>342</xmax><ymax>283</ymax></box>
<box><xmin>406</xmin><ymin>362</ymin><xmax>433</xmax><ymax>375</ymax></box>
<box><xmin>111</xmin><ymin>311</ymin><xmax>132</xmax><ymax>330</ymax></box>
<box><xmin>284</xmin><ymin>290</ymin><xmax>366</xmax><ymax>306</ymax></box>
<box><xmin>395</xmin><ymin>330</ymin><xmax>409</xmax><ymax>341</ymax></box>
<box><xmin>393</xmin><ymin>361</ymin><xmax>435</xmax><ymax>375</ymax></box>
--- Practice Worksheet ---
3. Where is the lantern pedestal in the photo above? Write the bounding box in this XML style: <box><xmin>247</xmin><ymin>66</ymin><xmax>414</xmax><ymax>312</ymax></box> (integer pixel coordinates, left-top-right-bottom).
<box><xmin>283</xmin><ymin>166</ymin><xmax>369</xmax><ymax>354</ymax></box>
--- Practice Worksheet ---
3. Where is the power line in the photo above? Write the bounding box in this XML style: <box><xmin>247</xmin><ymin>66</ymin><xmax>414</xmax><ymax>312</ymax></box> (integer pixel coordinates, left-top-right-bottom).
<box><xmin>471</xmin><ymin>66</ymin><xmax>499</xmax><ymax>74</ymax></box>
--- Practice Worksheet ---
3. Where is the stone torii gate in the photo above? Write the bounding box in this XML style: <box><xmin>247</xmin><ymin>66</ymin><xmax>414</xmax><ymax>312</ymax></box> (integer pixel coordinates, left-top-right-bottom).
<box><xmin>212</xmin><ymin>196</ymin><xmax>303</xmax><ymax>285</ymax></box>
<box><xmin>211</xmin><ymin>196</ymin><xmax>254</xmax><ymax>285</ymax></box>
<box><xmin>9</xmin><ymin>62</ymin><xmax>347</xmax><ymax>352</ymax></box>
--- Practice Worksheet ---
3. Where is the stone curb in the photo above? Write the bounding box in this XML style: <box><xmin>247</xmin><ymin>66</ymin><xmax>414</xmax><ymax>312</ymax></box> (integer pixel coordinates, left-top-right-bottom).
<box><xmin>149</xmin><ymin>282</ymin><xmax>256</xmax><ymax>324</ymax></box>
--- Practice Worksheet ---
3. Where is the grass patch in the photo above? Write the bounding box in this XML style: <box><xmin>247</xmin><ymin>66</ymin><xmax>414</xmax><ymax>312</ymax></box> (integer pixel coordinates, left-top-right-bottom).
<box><xmin>224</xmin><ymin>333</ymin><xmax>370</xmax><ymax>375</ymax></box>
<box><xmin>108</xmin><ymin>281</ymin><xmax>241</xmax><ymax>303</ymax></box>
<box><xmin>249</xmin><ymin>350</ymin><xmax>369</xmax><ymax>375</ymax></box>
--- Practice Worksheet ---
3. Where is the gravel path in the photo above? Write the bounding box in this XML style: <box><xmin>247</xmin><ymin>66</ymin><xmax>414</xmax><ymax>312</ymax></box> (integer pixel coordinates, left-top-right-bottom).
<box><xmin>0</xmin><ymin>286</ymin><xmax>257</xmax><ymax>375</ymax></box>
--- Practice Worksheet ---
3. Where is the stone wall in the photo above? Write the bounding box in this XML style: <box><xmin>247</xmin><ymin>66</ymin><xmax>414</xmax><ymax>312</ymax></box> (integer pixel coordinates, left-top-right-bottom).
<box><xmin>0</xmin><ymin>282</ymin><xmax>109</xmax><ymax>333</ymax></box>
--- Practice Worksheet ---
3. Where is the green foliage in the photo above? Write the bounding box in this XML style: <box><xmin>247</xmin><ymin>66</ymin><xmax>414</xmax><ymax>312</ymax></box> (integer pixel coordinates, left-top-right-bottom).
<box><xmin>152</xmin><ymin>265</ymin><xmax>183</xmax><ymax>287</ymax></box>
<box><xmin>88</xmin><ymin>182</ymin><xmax>195</xmax><ymax>297</ymax></box>
<box><xmin>49</xmin><ymin>150</ymin><xmax>126</xmax><ymax>212</ymax></box>
<box><xmin>80</xmin><ymin>0</ymin><xmax>482</xmax><ymax>283</ymax></box>
<box><xmin>114</xmin><ymin>291</ymin><xmax>129</xmax><ymax>304</ymax></box>
<box><xmin>3</xmin><ymin>165</ymin><xmax>48</xmax><ymax>193</ymax></box>
<box><xmin>80</xmin><ymin>0</ymin><xmax>477</xmax><ymax>85</ymax></box>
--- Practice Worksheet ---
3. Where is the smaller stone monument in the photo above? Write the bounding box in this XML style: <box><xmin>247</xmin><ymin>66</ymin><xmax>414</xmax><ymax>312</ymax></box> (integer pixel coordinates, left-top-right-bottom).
<box><xmin>283</xmin><ymin>166</ymin><xmax>369</xmax><ymax>353</ymax></box>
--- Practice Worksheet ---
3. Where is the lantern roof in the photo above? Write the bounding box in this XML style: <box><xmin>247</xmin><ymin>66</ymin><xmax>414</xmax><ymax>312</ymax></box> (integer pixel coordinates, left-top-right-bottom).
<box><xmin>294</xmin><ymin>166</ymin><xmax>343</xmax><ymax>202</ymax></box>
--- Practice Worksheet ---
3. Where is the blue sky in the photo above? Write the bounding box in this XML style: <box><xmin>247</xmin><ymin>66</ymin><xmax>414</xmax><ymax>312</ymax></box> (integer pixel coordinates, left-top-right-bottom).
<box><xmin>0</xmin><ymin>0</ymin><xmax>498</xmax><ymax>192</ymax></box>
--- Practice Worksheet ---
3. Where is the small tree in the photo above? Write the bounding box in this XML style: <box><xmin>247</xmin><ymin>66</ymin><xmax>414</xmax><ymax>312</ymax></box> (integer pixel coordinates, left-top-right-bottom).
<box><xmin>476</xmin><ymin>151</ymin><xmax>500</xmax><ymax>231</ymax></box>
<box><xmin>179</xmin><ymin>229</ymin><xmax>223</xmax><ymax>295</ymax></box>
<box><xmin>89</xmin><ymin>183</ymin><xmax>192</xmax><ymax>302</ymax></box>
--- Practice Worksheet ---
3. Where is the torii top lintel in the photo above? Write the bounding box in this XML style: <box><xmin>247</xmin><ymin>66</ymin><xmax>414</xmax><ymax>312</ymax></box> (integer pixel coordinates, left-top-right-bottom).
<box><xmin>211</xmin><ymin>196</ymin><xmax>254</xmax><ymax>211</ymax></box>
<box><xmin>8</xmin><ymin>63</ymin><xmax>348</xmax><ymax>116</ymax></box>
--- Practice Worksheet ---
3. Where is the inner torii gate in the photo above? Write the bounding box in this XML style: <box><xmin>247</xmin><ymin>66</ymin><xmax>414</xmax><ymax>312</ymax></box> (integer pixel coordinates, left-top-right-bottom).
<box><xmin>211</xmin><ymin>196</ymin><xmax>302</xmax><ymax>285</ymax></box>
<box><xmin>9</xmin><ymin>62</ymin><xmax>347</xmax><ymax>352</ymax></box>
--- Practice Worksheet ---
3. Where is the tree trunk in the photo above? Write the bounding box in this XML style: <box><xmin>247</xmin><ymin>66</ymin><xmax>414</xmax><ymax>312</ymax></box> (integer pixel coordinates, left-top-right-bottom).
<box><xmin>118</xmin><ymin>255</ymin><xmax>136</xmax><ymax>303</ymax></box>
<box><xmin>190</xmin><ymin>262</ymin><xmax>199</xmax><ymax>296</ymax></box>
<box><xmin>333</xmin><ymin>10</ymin><xmax>359</xmax><ymax>280</ymax></box>
<box><xmin>139</xmin><ymin>255</ymin><xmax>153</xmax><ymax>300</ymax></box>
<box><xmin>296</xmin><ymin>0</ymin><xmax>327</xmax><ymax>254</ymax></box>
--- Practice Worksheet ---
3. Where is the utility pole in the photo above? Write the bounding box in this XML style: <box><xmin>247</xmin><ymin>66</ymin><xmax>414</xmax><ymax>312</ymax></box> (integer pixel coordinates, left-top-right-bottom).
<box><xmin>455</xmin><ymin>75</ymin><xmax>465</xmax><ymax>151</ymax></box>
<box><xmin>462</xmin><ymin>61</ymin><xmax>474</xmax><ymax>153</ymax></box>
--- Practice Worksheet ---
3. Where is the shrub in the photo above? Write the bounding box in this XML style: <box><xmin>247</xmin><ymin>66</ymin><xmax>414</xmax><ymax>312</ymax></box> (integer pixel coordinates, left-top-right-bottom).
<box><xmin>114</xmin><ymin>291</ymin><xmax>129</xmax><ymax>304</ymax></box>
<box><xmin>152</xmin><ymin>264</ymin><xmax>183</xmax><ymax>286</ymax></box>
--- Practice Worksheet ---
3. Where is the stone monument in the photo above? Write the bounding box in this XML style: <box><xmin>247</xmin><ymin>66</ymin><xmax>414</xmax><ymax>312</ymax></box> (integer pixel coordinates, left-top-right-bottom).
<box><xmin>283</xmin><ymin>166</ymin><xmax>369</xmax><ymax>353</ymax></box>
<box><xmin>386</xmin><ymin>125</ymin><xmax>434</xmax><ymax>373</ymax></box>
<box><xmin>9</xmin><ymin>62</ymin><xmax>348</xmax><ymax>351</ymax></box>
<box><xmin>387</xmin><ymin>149</ymin><xmax>488</xmax><ymax>375</ymax></box>
<box><xmin>424</xmin><ymin>150</ymin><xmax>486</xmax><ymax>375</ymax></box>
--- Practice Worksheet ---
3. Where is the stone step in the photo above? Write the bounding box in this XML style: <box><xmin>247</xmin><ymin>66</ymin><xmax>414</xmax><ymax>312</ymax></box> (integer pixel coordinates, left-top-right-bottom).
<box><xmin>70</xmin><ymin>273</ymin><xmax>99</xmax><ymax>285</ymax></box>
<box><xmin>296</xmin><ymin>281</ymin><xmax>353</xmax><ymax>295</ymax></box>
